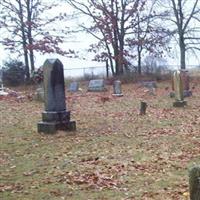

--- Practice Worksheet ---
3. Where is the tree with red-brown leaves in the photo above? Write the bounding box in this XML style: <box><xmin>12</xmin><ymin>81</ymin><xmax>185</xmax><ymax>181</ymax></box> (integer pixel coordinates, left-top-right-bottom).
<box><xmin>65</xmin><ymin>0</ymin><xmax>171</xmax><ymax>76</ymax></box>
<box><xmin>0</xmin><ymin>0</ymin><xmax>71</xmax><ymax>80</ymax></box>
<box><xmin>66</xmin><ymin>0</ymin><xmax>151</xmax><ymax>76</ymax></box>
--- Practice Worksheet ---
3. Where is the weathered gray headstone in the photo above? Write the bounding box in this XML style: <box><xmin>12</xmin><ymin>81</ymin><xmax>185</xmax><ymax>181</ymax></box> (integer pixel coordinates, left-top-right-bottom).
<box><xmin>189</xmin><ymin>166</ymin><xmax>200</xmax><ymax>200</ymax></box>
<box><xmin>68</xmin><ymin>82</ymin><xmax>79</xmax><ymax>92</ymax></box>
<box><xmin>88</xmin><ymin>79</ymin><xmax>106</xmax><ymax>92</ymax></box>
<box><xmin>37</xmin><ymin>59</ymin><xmax>76</xmax><ymax>134</ymax></box>
<box><xmin>112</xmin><ymin>80</ymin><xmax>123</xmax><ymax>97</ymax></box>
<box><xmin>173</xmin><ymin>70</ymin><xmax>187</xmax><ymax>107</ymax></box>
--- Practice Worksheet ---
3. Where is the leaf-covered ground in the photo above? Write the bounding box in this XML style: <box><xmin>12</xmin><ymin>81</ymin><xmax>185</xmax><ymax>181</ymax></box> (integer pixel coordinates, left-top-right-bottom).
<box><xmin>0</xmin><ymin>79</ymin><xmax>200</xmax><ymax>200</ymax></box>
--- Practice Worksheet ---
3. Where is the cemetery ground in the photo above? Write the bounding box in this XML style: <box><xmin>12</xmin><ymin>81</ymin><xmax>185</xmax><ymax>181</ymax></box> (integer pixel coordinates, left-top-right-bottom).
<box><xmin>0</xmin><ymin>79</ymin><xmax>200</xmax><ymax>200</ymax></box>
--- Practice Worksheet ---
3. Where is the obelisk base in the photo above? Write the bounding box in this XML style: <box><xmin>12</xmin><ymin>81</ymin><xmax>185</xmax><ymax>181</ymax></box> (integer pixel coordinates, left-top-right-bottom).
<box><xmin>38</xmin><ymin>111</ymin><xmax>76</xmax><ymax>134</ymax></box>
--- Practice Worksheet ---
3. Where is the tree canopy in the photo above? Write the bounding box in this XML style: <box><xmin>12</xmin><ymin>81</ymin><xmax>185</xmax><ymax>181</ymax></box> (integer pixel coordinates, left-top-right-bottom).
<box><xmin>0</xmin><ymin>0</ymin><xmax>70</xmax><ymax>80</ymax></box>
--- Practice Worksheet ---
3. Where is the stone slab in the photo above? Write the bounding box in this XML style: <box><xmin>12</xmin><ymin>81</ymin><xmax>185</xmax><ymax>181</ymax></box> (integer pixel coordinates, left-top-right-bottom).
<box><xmin>0</xmin><ymin>91</ymin><xmax>8</xmax><ymax>96</ymax></box>
<box><xmin>141</xmin><ymin>81</ymin><xmax>157</xmax><ymax>89</ymax></box>
<box><xmin>88</xmin><ymin>79</ymin><xmax>106</xmax><ymax>92</ymax></box>
<box><xmin>38</xmin><ymin>121</ymin><xmax>76</xmax><ymax>134</ymax></box>
<box><xmin>112</xmin><ymin>93</ymin><xmax>123</xmax><ymax>97</ymax></box>
<box><xmin>42</xmin><ymin>111</ymin><xmax>70</xmax><ymax>122</ymax></box>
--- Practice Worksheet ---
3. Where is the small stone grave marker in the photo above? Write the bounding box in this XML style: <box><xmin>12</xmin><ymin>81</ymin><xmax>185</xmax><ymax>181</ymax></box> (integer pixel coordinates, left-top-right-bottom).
<box><xmin>189</xmin><ymin>165</ymin><xmax>200</xmax><ymax>200</ymax></box>
<box><xmin>68</xmin><ymin>82</ymin><xmax>79</xmax><ymax>92</ymax></box>
<box><xmin>37</xmin><ymin>59</ymin><xmax>76</xmax><ymax>134</ymax></box>
<box><xmin>88</xmin><ymin>79</ymin><xmax>106</xmax><ymax>92</ymax></box>
<box><xmin>112</xmin><ymin>80</ymin><xmax>123</xmax><ymax>97</ymax></box>
<box><xmin>140</xmin><ymin>101</ymin><xmax>147</xmax><ymax>115</ymax></box>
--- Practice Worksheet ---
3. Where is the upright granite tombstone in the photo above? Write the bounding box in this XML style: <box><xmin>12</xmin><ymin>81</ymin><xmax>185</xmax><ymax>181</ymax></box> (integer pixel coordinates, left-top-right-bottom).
<box><xmin>88</xmin><ymin>79</ymin><xmax>106</xmax><ymax>92</ymax></box>
<box><xmin>112</xmin><ymin>80</ymin><xmax>123</xmax><ymax>96</ymax></box>
<box><xmin>173</xmin><ymin>70</ymin><xmax>187</xmax><ymax>107</ymax></box>
<box><xmin>37</xmin><ymin>59</ymin><xmax>76</xmax><ymax>133</ymax></box>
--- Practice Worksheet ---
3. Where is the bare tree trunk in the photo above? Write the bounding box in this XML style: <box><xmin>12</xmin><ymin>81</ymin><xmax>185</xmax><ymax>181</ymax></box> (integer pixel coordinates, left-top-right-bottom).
<box><xmin>105</xmin><ymin>42</ymin><xmax>115</xmax><ymax>75</ymax></box>
<box><xmin>27</xmin><ymin>0</ymin><xmax>35</xmax><ymax>73</ymax></box>
<box><xmin>18</xmin><ymin>0</ymin><xmax>30</xmax><ymax>80</ymax></box>
<box><xmin>179</xmin><ymin>35</ymin><xmax>186</xmax><ymax>69</ymax></box>
<box><xmin>169</xmin><ymin>0</ymin><xmax>199</xmax><ymax>70</ymax></box>
<box><xmin>136</xmin><ymin>13</ymin><xmax>142</xmax><ymax>75</ymax></box>
<box><xmin>29</xmin><ymin>49</ymin><xmax>35</xmax><ymax>72</ymax></box>
<box><xmin>137</xmin><ymin>46</ymin><xmax>142</xmax><ymax>75</ymax></box>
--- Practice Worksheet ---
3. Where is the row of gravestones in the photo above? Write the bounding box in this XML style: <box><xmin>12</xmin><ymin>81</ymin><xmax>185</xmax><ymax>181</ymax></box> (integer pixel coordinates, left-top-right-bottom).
<box><xmin>69</xmin><ymin>79</ymin><xmax>123</xmax><ymax>96</ymax></box>
<box><xmin>172</xmin><ymin>71</ymin><xmax>200</xmax><ymax>200</ymax></box>
<box><xmin>29</xmin><ymin>59</ymin><xmax>200</xmax><ymax>199</ymax></box>
<box><xmin>37</xmin><ymin>59</ymin><xmax>123</xmax><ymax>134</ymax></box>
<box><xmin>36</xmin><ymin>78</ymin><xmax>123</xmax><ymax>101</ymax></box>
<box><xmin>38</xmin><ymin>59</ymin><xmax>193</xmax><ymax>134</ymax></box>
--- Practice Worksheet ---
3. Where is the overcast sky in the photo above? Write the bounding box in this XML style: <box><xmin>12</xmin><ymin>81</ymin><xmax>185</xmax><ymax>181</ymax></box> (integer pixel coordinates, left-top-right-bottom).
<box><xmin>0</xmin><ymin>1</ymin><xmax>105</xmax><ymax>71</ymax></box>
<box><xmin>0</xmin><ymin>0</ymin><xmax>199</xmax><ymax>71</ymax></box>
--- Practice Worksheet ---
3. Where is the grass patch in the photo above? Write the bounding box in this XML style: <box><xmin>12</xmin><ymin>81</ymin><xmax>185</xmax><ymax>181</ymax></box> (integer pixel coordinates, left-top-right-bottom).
<box><xmin>0</xmin><ymin>81</ymin><xmax>200</xmax><ymax>199</ymax></box>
